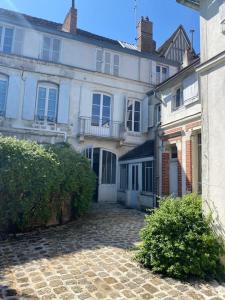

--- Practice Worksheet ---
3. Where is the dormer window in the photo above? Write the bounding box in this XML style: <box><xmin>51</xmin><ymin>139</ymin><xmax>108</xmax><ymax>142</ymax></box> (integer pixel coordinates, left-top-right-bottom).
<box><xmin>42</xmin><ymin>36</ymin><xmax>61</xmax><ymax>63</ymax></box>
<box><xmin>156</xmin><ymin>65</ymin><xmax>169</xmax><ymax>84</ymax></box>
<box><xmin>0</xmin><ymin>26</ymin><xmax>14</xmax><ymax>54</ymax></box>
<box><xmin>96</xmin><ymin>49</ymin><xmax>120</xmax><ymax>76</ymax></box>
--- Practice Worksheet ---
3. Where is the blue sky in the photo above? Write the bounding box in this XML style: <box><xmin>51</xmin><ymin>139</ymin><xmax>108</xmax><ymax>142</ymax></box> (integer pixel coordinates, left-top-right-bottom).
<box><xmin>1</xmin><ymin>0</ymin><xmax>200</xmax><ymax>52</ymax></box>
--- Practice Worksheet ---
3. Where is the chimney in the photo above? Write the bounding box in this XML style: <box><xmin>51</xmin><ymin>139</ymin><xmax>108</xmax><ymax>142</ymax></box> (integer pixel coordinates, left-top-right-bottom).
<box><xmin>62</xmin><ymin>0</ymin><xmax>77</xmax><ymax>34</ymax></box>
<box><xmin>137</xmin><ymin>16</ymin><xmax>156</xmax><ymax>53</ymax></box>
<box><xmin>182</xmin><ymin>48</ymin><xmax>194</xmax><ymax>68</ymax></box>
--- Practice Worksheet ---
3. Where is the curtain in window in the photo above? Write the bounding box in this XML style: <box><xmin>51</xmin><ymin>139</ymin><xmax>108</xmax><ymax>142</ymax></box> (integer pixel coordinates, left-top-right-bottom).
<box><xmin>102</xmin><ymin>150</ymin><xmax>116</xmax><ymax>184</ymax></box>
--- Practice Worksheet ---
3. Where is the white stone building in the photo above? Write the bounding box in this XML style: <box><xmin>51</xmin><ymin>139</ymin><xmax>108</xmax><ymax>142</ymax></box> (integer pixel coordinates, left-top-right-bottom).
<box><xmin>177</xmin><ymin>0</ymin><xmax>225</xmax><ymax>240</ymax></box>
<box><xmin>0</xmin><ymin>3</ymin><xmax>181</xmax><ymax>204</ymax></box>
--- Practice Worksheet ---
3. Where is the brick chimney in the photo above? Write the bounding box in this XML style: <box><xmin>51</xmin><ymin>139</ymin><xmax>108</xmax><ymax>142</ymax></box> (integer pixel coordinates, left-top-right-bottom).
<box><xmin>62</xmin><ymin>0</ymin><xmax>77</xmax><ymax>34</ymax></box>
<box><xmin>137</xmin><ymin>17</ymin><xmax>156</xmax><ymax>53</ymax></box>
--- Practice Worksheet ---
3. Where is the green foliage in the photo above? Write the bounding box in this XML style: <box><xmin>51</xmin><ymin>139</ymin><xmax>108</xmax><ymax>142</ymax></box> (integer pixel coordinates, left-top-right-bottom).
<box><xmin>48</xmin><ymin>143</ymin><xmax>96</xmax><ymax>217</ymax></box>
<box><xmin>0</xmin><ymin>136</ymin><xmax>60</xmax><ymax>231</ymax></box>
<box><xmin>0</xmin><ymin>137</ymin><xmax>96</xmax><ymax>232</ymax></box>
<box><xmin>136</xmin><ymin>194</ymin><xmax>224</xmax><ymax>280</ymax></box>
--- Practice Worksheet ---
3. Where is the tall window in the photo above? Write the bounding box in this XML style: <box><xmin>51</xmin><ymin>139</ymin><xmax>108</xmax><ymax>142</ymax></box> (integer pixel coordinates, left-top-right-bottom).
<box><xmin>142</xmin><ymin>161</ymin><xmax>153</xmax><ymax>193</ymax></box>
<box><xmin>96</xmin><ymin>49</ymin><xmax>120</xmax><ymax>76</ymax></box>
<box><xmin>156</xmin><ymin>65</ymin><xmax>169</xmax><ymax>84</ymax></box>
<box><xmin>127</xmin><ymin>99</ymin><xmax>141</xmax><ymax>132</ymax></box>
<box><xmin>120</xmin><ymin>164</ymin><xmax>128</xmax><ymax>190</ymax></box>
<box><xmin>0</xmin><ymin>74</ymin><xmax>8</xmax><ymax>116</ymax></box>
<box><xmin>102</xmin><ymin>150</ymin><xmax>116</xmax><ymax>184</ymax></box>
<box><xmin>173</xmin><ymin>87</ymin><xmax>183</xmax><ymax>110</ymax></box>
<box><xmin>0</xmin><ymin>26</ymin><xmax>14</xmax><ymax>54</ymax></box>
<box><xmin>42</xmin><ymin>36</ymin><xmax>61</xmax><ymax>62</ymax></box>
<box><xmin>36</xmin><ymin>83</ymin><xmax>58</xmax><ymax>123</ymax></box>
<box><xmin>91</xmin><ymin>93</ymin><xmax>111</xmax><ymax>127</ymax></box>
<box><xmin>156</xmin><ymin>104</ymin><xmax>161</xmax><ymax>124</ymax></box>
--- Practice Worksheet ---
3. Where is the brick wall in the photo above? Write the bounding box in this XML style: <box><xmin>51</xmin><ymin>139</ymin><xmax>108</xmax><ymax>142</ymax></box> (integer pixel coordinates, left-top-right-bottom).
<box><xmin>186</xmin><ymin>140</ymin><xmax>192</xmax><ymax>192</ymax></box>
<box><xmin>177</xmin><ymin>149</ymin><xmax>182</xmax><ymax>196</ymax></box>
<box><xmin>162</xmin><ymin>152</ymin><xmax>170</xmax><ymax>195</ymax></box>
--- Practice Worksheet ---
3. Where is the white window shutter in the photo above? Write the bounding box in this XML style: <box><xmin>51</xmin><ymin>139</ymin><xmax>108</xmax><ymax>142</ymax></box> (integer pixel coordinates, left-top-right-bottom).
<box><xmin>123</xmin><ymin>95</ymin><xmax>127</xmax><ymax>130</ymax></box>
<box><xmin>22</xmin><ymin>77</ymin><xmax>37</xmax><ymax>120</ymax></box>
<box><xmin>142</xmin><ymin>96</ymin><xmax>149</xmax><ymax>133</ymax></box>
<box><xmin>6</xmin><ymin>75</ymin><xmax>21</xmax><ymax>119</ymax></box>
<box><xmin>148</xmin><ymin>104</ymin><xmax>155</xmax><ymax>128</ymax></box>
<box><xmin>96</xmin><ymin>49</ymin><xmax>103</xmax><ymax>72</ymax></box>
<box><xmin>13</xmin><ymin>28</ymin><xmax>25</xmax><ymax>55</ymax></box>
<box><xmin>104</xmin><ymin>52</ymin><xmax>111</xmax><ymax>74</ymax></box>
<box><xmin>58</xmin><ymin>81</ymin><xmax>70</xmax><ymax>124</ymax></box>
<box><xmin>113</xmin><ymin>54</ymin><xmax>119</xmax><ymax>76</ymax></box>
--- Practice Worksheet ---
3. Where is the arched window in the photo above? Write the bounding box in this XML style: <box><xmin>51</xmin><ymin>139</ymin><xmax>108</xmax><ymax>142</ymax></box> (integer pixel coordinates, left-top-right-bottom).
<box><xmin>36</xmin><ymin>82</ymin><xmax>58</xmax><ymax>123</ymax></box>
<box><xmin>0</xmin><ymin>74</ymin><xmax>8</xmax><ymax>117</ymax></box>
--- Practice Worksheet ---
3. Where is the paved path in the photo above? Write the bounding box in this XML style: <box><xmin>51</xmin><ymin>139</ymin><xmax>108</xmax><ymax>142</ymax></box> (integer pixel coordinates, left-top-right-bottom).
<box><xmin>0</xmin><ymin>204</ymin><xmax>225</xmax><ymax>300</ymax></box>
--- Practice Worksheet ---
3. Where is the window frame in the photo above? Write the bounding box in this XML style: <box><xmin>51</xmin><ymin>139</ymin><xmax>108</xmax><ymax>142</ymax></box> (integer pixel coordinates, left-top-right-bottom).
<box><xmin>96</xmin><ymin>49</ymin><xmax>120</xmax><ymax>76</ymax></box>
<box><xmin>0</xmin><ymin>73</ymin><xmax>8</xmax><ymax>117</ymax></box>
<box><xmin>91</xmin><ymin>92</ymin><xmax>112</xmax><ymax>128</ymax></box>
<box><xmin>0</xmin><ymin>24</ymin><xmax>15</xmax><ymax>54</ymax></box>
<box><xmin>172</xmin><ymin>86</ymin><xmax>184</xmax><ymax>111</ymax></box>
<box><xmin>142</xmin><ymin>160</ymin><xmax>154</xmax><ymax>193</ymax></box>
<box><xmin>156</xmin><ymin>65</ymin><xmax>169</xmax><ymax>84</ymax></box>
<box><xmin>102</xmin><ymin>150</ymin><xmax>117</xmax><ymax>185</ymax></box>
<box><xmin>126</xmin><ymin>99</ymin><xmax>141</xmax><ymax>133</ymax></box>
<box><xmin>36</xmin><ymin>82</ymin><xmax>59</xmax><ymax>123</ymax></box>
<box><xmin>42</xmin><ymin>35</ymin><xmax>61</xmax><ymax>63</ymax></box>
<box><xmin>120</xmin><ymin>164</ymin><xmax>128</xmax><ymax>191</ymax></box>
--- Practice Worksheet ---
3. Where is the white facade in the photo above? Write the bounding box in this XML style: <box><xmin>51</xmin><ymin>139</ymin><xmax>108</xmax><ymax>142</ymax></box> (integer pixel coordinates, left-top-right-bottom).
<box><xmin>0</xmin><ymin>8</ymin><xmax>179</xmax><ymax>204</ymax></box>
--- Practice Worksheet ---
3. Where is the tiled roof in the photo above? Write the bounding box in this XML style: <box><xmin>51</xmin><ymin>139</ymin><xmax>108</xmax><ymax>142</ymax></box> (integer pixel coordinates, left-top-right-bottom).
<box><xmin>119</xmin><ymin>140</ymin><xmax>154</xmax><ymax>161</ymax></box>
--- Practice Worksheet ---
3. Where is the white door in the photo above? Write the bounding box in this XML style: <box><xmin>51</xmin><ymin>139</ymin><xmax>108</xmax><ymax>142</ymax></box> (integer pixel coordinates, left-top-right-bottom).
<box><xmin>169</xmin><ymin>159</ymin><xmax>178</xmax><ymax>196</ymax></box>
<box><xmin>130</xmin><ymin>164</ymin><xmax>141</xmax><ymax>208</ymax></box>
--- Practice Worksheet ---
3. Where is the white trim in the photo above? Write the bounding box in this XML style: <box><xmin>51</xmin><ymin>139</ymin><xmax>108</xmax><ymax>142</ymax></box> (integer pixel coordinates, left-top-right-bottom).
<box><xmin>119</xmin><ymin>157</ymin><xmax>154</xmax><ymax>165</ymax></box>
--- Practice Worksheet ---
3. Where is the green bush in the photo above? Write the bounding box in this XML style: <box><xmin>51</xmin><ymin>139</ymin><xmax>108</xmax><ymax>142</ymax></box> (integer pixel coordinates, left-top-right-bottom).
<box><xmin>136</xmin><ymin>194</ymin><xmax>224</xmax><ymax>280</ymax></box>
<box><xmin>0</xmin><ymin>136</ymin><xmax>60</xmax><ymax>231</ymax></box>
<box><xmin>48</xmin><ymin>143</ymin><xmax>96</xmax><ymax>217</ymax></box>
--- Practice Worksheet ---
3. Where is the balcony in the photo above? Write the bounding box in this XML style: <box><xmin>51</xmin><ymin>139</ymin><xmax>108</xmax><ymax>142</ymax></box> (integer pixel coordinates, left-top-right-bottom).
<box><xmin>79</xmin><ymin>117</ymin><xmax>124</xmax><ymax>141</ymax></box>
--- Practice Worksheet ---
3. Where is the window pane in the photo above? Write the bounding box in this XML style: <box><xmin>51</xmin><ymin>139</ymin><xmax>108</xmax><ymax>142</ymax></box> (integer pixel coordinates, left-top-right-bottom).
<box><xmin>135</xmin><ymin>101</ymin><xmax>140</xmax><ymax>112</ymax></box>
<box><xmin>162</xmin><ymin>67</ymin><xmax>168</xmax><ymax>82</ymax></box>
<box><xmin>3</xmin><ymin>28</ymin><xmax>14</xmax><ymax>53</ymax></box>
<box><xmin>134</xmin><ymin>121</ymin><xmax>140</xmax><ymax>132</ymax></box>
<box><xmin>134</xmin><ymin>112</ymin><xmax>140</xmax><ymax>122</ymax></box>
<box><xmin>37</xmin><ymin>87</ymin><xmax>46</xmax><ymax>120</ymax></box>
<box><xmin>91</xmin><ymin>116</ymin><xmax>100</xmax><ymax>126</ymax></box>
<box><xmin>156</xmin><ymin>66</ymin><xmax>161</xmax><ymax>84</ymax></box>
<box><xmin>102</xmin><ymin>117</ymin><xmax>110</xmax><ymax>127</ymax></box>
<box><xmin>127</xmin><ymin>121</ymin><xmax>132</xmax><ymax>131</ymax></box>
<box><xmin>92</xmin><ymin>105</ymin><xmax>100</xmax><ymax>116</ymax></box>
<box><xmin>120</xmin><ymin>164</ymin><xmax>128</xmax><ymax>190</ymax></box>
<box><xmin>42</xmin><ymin>36</ymin><xmax>50</xmax><ymax>60</ymax></box>
<box><xmin>176</xmin><ymin>88</ymin><xmax>181</xmax><ymax>107</ymax></box>
<box><xmin>93</xmin><ymin>94</ymin><xmax>101</xmax><ymax>105</ymax></box>
<box><xmin>102</xmin><ymin>151</ymin><xmax>116</xmax><ymax>184</ymax></box>
<box><xmin>103</xmin><ymin>95</ymin><xmax>111</xmax><ymax>107</ymax></box>
<box><xmin>0</xmin><ymin>27</ymin><xmax>2</xmax><ymax>48</ymax></box>
<box><xmin>52</xmin><ymin>39</ymin><xmax>60</xmax><ymax>62</ymax></box>
<box><xmin>102</xmin><ymin>106</ymin><xmax>110</xmax><ymax>118</ymax></box>
<box><xmin>91</xmin><ymin>94</ymin><xmax>101</xmax><ymax>126</ymax></box>
<box><xmin>47</xmin><ymin>88</ymin><xmax>58</xmax><ymax>122</ymax></box>
<box><xmin>142</xmin><ymin>161</ymin><xmax>153</xmax><ymax>192</ymax></box>
<box><xmin>0</xmin><ymin>79</ymin><xmax>7</xmax><ymax>116</ymax></box>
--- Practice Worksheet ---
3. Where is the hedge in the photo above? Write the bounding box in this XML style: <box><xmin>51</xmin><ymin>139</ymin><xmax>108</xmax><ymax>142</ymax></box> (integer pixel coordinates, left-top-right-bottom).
<box><xmin>136</xmin><ymin>194</ymin><xmax>225</xmax><ymax>280</ymax></box>
<box><xmin>0</xmin><ymin>137</ymin><xmax>96</xmax><ymax>232</ymax></box>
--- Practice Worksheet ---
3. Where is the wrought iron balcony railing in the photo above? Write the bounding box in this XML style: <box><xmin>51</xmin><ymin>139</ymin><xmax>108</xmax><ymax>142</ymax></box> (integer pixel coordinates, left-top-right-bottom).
<box><xmin>79</xmin><ymin>117</ymin><xmax>124</xmax><ymax>140</ymax></box>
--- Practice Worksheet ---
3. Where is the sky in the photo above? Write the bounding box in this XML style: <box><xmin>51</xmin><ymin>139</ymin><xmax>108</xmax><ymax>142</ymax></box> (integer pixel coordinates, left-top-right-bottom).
<box><xmin>0</xmin><ymin>0</ymin><xmax>200</xmax><ymax>53</ymax></box>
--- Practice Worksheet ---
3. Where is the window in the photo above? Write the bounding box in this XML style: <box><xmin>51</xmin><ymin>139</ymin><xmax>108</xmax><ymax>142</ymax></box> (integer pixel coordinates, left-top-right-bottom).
<box><xmin>0</xmin><ymin>25</ymin><xmax>14</xmax><ymax>54</ymax></box>
<box><xmin>91</xmin><ymin>93</ymin><xmax>111</xmax><ymax>127</ymax></box>
<box><xmin>198</xmin><ymin>134</ymin><xmax>202</xmax><ymax>194</ymax></box>
<box><xmin>173</xmin><ymin>87</ymin><xmax>183</xmax><ymax>110</ymax></box>
<box><xmin>102</xmin><ymin>150</ymin><xmax>116</xmax><ymax>184</ymax></box>
<box><xmin>156</xmin><ymin>104</ymin><xmax>161</xmax><ymax>124</ymax></box>
<box><xmin>171</xmin><ymin>145</ymin><xmax>178</xmax><ymax>159</ymax></box>
<box><xmin>156</xmin><ymin>65</ymin><xmax>169</xmax><ymax>84</ymax></box>
<box><xmin>36</xmin><ymin>82</ymin><xmax>58</xmax><ymax>123</ymax></box>
<box><xmin>0</xmin><ymin>74</ymin><xmax>8</xmax><ymax>116</ymax></box>
<box><xmin>42</xmin><ymin>36</ymin><xmax>61</xmax><ymax>62</ymax></box>
<box><xmin>96</xmin><ymin>49</ymin><xmax>120</xmax><ymax>76</ymax></box>
<box><xmin>142</xmin><ymin>161</ymin><xmax>153</xmax><ymax>193</ymax></box>
<box><xmin>120</xmin><ymin>164</ymin><xmax>128</xmax><ymax>190</ymax></box>
<box><xmin>127</xmin><ymin>99</ymin><xmax>141</xmax><ymax>132</ymax></box>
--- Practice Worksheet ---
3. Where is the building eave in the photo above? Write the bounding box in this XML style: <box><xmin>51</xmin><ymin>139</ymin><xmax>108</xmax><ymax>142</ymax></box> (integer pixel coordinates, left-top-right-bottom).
<box><xmin>176</xmin><ymin>0</ymin><xmax>200</xmax><ymax>11</ymax></box>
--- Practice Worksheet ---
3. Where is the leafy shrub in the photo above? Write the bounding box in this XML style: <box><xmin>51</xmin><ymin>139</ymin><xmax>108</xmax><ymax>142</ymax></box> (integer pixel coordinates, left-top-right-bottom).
<box><xmin>48</xmin><ymin>143</ymin><xmax>96</xmax><ymax>217</ymax></box>
<box><xmin>136</xmin><ymin>194</ymin><xmax>224</xmax><ymax>280</ymax></box>
<box><xmin>0</xmin><ymin>136</ymin><xmax>60</xmax><ymax>231</ymax></box>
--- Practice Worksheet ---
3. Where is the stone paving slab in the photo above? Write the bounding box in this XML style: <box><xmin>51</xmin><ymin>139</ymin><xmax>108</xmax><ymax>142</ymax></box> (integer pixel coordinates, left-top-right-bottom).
<box><xmin>0</xmin><ymin>203</ymin><xmax>225</xmax><ymax>299</ymax></box>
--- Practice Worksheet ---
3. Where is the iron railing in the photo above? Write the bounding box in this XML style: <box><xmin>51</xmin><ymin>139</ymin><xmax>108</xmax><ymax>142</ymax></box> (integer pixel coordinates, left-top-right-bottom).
<box><xmin>79</xmin><ymin>117</ymin><xmax>124</xmax><ymax>140</ymax></box>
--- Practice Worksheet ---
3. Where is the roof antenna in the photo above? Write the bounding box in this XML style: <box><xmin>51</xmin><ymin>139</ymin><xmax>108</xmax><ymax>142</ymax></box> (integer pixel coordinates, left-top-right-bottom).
<box><xmin>190</xmin><ymin>29</ymin><xmax>195</xmax><ymax>52</ymax></box>
<box><xmin>134</xmin><ymin>0</ymin><xmax>138</xmax><ymax>42</ymax></box>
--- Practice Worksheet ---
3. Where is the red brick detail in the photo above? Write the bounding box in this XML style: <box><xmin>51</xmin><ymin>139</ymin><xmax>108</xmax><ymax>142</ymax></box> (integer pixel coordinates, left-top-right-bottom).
<box><xmin>162</xmin><ymin>127</ymin><xmax>182</xmax><ymax>136</ymax></box>
<box><xmin>185</xmin><ymin>120</ymin><xmax>201</xmax><ymax>131</ymax></box>
<box><xmin>186</xmin><ymin>140</ymin><xmax>192</xmax><ymax>192</ymax></box>
<box><xmin>62</xmin><ymin>7</ymin><xmax>77</xmax><ymax>33</ymax></box>
<box><xmin>177</xmin><ymin>149</ymin><xmax>182</xmax><ymax>197</ymax></box>
<box><xmin>162</xmin><ymin>153</ymin><xmax>170</xmax><ymax>195</ymax></box>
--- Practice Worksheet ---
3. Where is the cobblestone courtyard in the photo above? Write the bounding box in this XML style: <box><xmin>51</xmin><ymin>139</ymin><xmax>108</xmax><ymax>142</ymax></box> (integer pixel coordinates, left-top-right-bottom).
<box><xmin>0</xmin><ymin>204</ymin><xmax>225</xmax><ymax>300</ymax></box>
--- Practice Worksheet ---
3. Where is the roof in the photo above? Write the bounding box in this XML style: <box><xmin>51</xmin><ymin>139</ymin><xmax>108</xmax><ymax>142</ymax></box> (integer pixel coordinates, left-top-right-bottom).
<box><xmin>119</xmin><ymin>140</ymin><xmax>154</xmax><ymax>161</ymax></box>
<box><xmin>153</xmin><ymin>56</ymin><xmax>200</xmax><ymax>91</ymax></box>
<box><xmin>0</xmin><ymin>7</ymin><xmax>178</xmax><ymax>65</ymax></box>
<box><xmin>158</xmin><ymin>25</ymin><xmax>192</xmax><ymax>57</ymax></box>
<box><xmin>176</xmin><ymin>0</ymin><xmax>200</xmax><ymax>10</ymax></box>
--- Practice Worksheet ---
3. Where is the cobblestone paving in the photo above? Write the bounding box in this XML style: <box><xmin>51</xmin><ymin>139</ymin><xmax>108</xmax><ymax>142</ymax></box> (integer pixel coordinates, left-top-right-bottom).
<box><xmin>0</xmin><ymin>204</ymin><xmax>225</xmax><ymax>300</ymax></box>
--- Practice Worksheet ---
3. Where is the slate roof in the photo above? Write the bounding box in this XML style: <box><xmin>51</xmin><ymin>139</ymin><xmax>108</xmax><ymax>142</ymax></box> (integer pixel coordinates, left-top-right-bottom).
<box><xmin>119</xmin><ymin>140</ymin><xmax>154</xmax><ymax>161</ymax></box>
<box><xmin>157</xmin><ymin>25</ymin><xmax>192</xmax><ymax>57</ymax></box>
